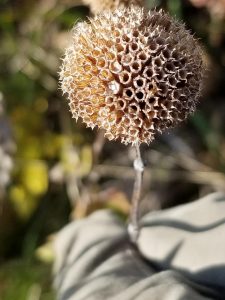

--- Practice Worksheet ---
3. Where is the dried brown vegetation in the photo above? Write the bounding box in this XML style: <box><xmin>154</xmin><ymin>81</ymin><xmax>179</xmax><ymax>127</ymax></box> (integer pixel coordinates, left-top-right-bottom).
<box><xmin>60</xmin><ymin>6</ymin><xmax>205</xmax><ymax>145</ymax></box>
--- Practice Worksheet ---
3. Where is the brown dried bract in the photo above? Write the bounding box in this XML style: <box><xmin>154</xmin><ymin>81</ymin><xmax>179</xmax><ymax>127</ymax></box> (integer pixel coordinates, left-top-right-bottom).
<box><xmin>60</xmin><ymin>6</ymin><xmax>205</xmax><ymax>145</ymax></box>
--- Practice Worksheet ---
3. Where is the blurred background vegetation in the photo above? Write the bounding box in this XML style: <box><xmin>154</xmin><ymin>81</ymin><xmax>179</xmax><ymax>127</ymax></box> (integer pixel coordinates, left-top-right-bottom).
<box><xmin>0</xmin><ymin>0</ymin><xmax>225</xmax><ymax>299</ymax></box>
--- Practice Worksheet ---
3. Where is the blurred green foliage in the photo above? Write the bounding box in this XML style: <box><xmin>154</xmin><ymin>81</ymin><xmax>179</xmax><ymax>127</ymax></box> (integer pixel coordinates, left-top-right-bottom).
<box><xmin>0</xmin><ymin>0</ymin><xmax>225</xmax><ymax>299</ymax></box>
<box><xmin>0</xmin><ymin>260</ymin><xmax>54</xmax><ymax>300</ymax></box>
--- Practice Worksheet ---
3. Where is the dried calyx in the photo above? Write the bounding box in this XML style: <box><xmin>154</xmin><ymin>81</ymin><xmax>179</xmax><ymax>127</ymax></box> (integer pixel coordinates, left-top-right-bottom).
<box><xmin>60</xmin><ymin>6</ymin><xmax>205</xmax><ymax>145</ymax></box>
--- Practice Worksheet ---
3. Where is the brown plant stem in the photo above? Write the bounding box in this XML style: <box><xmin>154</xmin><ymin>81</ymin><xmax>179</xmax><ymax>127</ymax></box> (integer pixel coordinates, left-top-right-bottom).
<box><xmin>128</xmin><ymin>143</ymin><xmax>144</xmax><ymax>243</ymax></box>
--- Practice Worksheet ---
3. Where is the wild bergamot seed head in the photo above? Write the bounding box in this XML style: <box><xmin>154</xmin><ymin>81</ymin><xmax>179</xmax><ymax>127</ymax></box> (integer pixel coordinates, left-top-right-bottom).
<box><xmin>60</xmin><ymin>6</ymin><xmax>205</xmax><ymax>145</ymax></box>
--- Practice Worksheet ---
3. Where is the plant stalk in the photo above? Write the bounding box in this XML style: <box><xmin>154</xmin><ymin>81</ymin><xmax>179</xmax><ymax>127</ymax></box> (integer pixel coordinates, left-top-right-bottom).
<box><xmin>128</xmin><ymin>143</ymin><xmax>144</xmax><ymax>243</ymax></box>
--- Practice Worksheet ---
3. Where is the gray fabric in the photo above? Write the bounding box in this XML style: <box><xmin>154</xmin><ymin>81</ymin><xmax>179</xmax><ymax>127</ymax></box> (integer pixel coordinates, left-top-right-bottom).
<box><xmin>53</xmin><ymin>192</ymin><xmax>225</xmax><ymax>300</ymax></box>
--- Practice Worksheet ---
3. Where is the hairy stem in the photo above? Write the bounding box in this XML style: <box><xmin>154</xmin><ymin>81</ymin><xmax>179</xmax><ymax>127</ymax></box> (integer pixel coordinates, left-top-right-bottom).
<box><xmin>128</xmin><ymin>143</ymin><xmax>144</xmax><ymax>243</ymax></box>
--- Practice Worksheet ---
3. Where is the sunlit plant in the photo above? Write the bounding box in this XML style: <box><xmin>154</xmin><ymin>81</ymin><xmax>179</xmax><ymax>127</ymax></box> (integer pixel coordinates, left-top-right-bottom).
<box><xmin>59</xmin><ymin>4</ymin><xmax>205</xmax><ymax>241</ymax></box>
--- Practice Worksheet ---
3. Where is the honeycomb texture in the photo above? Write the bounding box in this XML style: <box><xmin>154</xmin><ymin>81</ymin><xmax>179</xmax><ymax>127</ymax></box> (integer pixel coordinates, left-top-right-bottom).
<box><xmin>60</xmin><ymin>6</ymin><xmax>205</xmax><ymax>145</ymax></box>
<box><xmin>83</xmin><ymin>0</ymin><xmax>144</xmax><ymax>14</ymax></box>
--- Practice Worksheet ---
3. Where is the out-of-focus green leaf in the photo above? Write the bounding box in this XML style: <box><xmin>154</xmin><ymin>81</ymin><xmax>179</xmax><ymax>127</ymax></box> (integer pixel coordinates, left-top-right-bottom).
<box><xmin>167</xmin><ymin>0</ymin><xmax>182</xmax><ymax>19</ymax></box>
<box><xmin>1</xmin><ymin>72</ymin><xmax>37</xmax><ymax>105</ymax></box>
<box><xmin>191</xmin><ymin>113</ymin><xmax>220</xmax><ymax>153</ymax></box>
<box><xmin>0</xmin><ymin>10</ymin><xmax>14</xmax><ymax>31</ymax></box>
<box><xmin>58</xmin><ymin>8</ymin><xmax>87</xmax><ymax>29</ymax></box>
<box><xmin>0</xmin><ymin>260</ymin><xmax>54</xmax><ymax>300</ymax></box>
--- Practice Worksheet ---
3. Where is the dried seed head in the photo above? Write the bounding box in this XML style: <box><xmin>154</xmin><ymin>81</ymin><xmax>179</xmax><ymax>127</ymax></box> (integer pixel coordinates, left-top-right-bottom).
<box><xmin>83</xmin><ymin>0</ymin><xmax>144</xmax><ymax>14</ymax></box>
<box><xmin>60</xmin><ymin>6</ymin><xmax>205</xmax><ymax>145</ymax></box>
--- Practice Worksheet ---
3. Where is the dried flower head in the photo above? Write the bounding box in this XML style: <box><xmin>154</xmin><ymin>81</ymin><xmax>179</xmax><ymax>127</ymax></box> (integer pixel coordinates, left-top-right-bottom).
<box><xmin>60</xmin><ymin>6</ymin><xmax>205</xmax><ymax>145</ymax></box>
<box><xmin>83</xmin><ymin>0</ymin><xmax>144</xmax><ymax>14</ymax></box>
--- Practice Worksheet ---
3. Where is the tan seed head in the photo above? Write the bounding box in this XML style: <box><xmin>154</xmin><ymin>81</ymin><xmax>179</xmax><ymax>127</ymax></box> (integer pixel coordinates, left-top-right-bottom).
<box><xmin>60</xmin><ymin>6</ymin><xmax>205</xmax><ymax>145</ymax></box>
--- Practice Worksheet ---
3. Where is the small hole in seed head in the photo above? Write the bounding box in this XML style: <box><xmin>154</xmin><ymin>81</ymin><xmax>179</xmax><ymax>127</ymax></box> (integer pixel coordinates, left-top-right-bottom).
<box><xmin>179</xmin><ymin>69</ymin><xmax>187</xmax><ymax>80</ymax></box>
<box><xmin>161</xmin><ymin>110</ymin><xmax>167</xmax><ymax>118</ymax></box>
<box><xmin>156</xmin><ymin>37</ymin><xmax>165</xmax><ymax>46</ymax></box>
<box><xmin>124</xmin><ymin>118</ymin><xmax>130</xmax><ymax>125</ymax></box>
<box><xmin>148</xmin><ymin>111</ymin><xmax>155</xmax><ymax>118</ymax></box>
<box><xmin>156</xmin><ymin>70</ymin><xmax>164</xmax><ymax>81</ymax></box>
<box><xmin>154</xmin><ymin>58</ymin><xmax>162</xmax><ymax>67</ymax></box>
<box><xmin>172</xmin><ymin>50</ymin><xmax>179</xmax><ymax>60</ymax></box>
<box><xmin>114</xmin><ymin>30</ymin><xmax>120</xmax><ymax>37</ymax></box>
<box><xmin>130</xmin><ymin>105</ymin><xmax>138</xmax><ymax>112</ymax></box>
<box><xmin>169</xmin><ymin>76</ymin><xmax>177</xmax><ymax>87</ymax></box>
<box><xmin>139</xmin><ymin>102</ymin><xmax>145</xmax><ymax>110</ymax></box>
<box><xmin>164</xmin><ymin>100</ymin><xmax>172</xmax><ymax>108</ymax></box>
<box><xmin>179</xmin><ymin>95</ymin><xmax>186</xmax><ymax>102</ymax></box>
<box><xmin>148</xmin><ymin>97</ymin><xmax>155</xmax><ymax>104</ymax></box>
<box><xmin>144</xmin><ymin>68</ymin><xmax>153</xmax><ymax>79</ymax></box>
<box><xmin>130</xmin><ymin>129</ymin><xmax>138</xmax><ymax>136</ymax></box>
<box><xmin>176</xmin><ymin>81</ymin><xmax>185</xmax><ymax>88</ymax></box>
<box><xmin>116</xmin><ymin>38</ymin><xmax>120</xmax><ymax>44</ymax></box>
<box><xmin>131</xmin><ymin>43</ymin><xmax>138</xmax><ymax>51</ymax></box>
<box><xmin>138</xmin><ymin>52</ymin><xmax>147</xmax><ymax>61</ymax></box>
<box><xmin>132</xmin><ymin>62</ymin><xmax>140</xmax><ymax>71</ymax></box>
<box><xmin>106</xmin><ymin>96</ymin><xmax>114</xmax><ymax>104</ymax></box>
<box><xmin>162</xmin><ymin>49</ymin><xmax>170</xmax><ymax>59</ymax></box>
<box><xmin>174</xmin><ymin>61</ymin><xmax>180</xmax><ymax>67</ymax></box>
<box><xmin>117</xmin><ymin>54</ymin><xmax>122</xmax><ymax>63</ymax></box>
<box><xmin>179</xmin><ymin>57</ymin><xmax>187</xmax><ymax>67</ymax></box>
<box><xmin>148</xmin><ymin>82</ymin><xmax>153</xmax><ymax>90</ymax></box>
<box><xmin>133</xmin><ymin>30</ymin><xmax>139</xmax><ymax>38</ymax></box>
<box><xmin>144</xmin><ymin>120</ymin><xmax>151</xmax><ymax>129</ymax></box>
<box><xmin>97</xmin><ymin>58</ymin><xmax>106</xmax><ymax>68</ymax></box>
<box><xmin>92</xmin><ymin>49</ymin><xmax>100</xmax><ymax>56</ymax></box>
<box><xmin>109</xmin><ymin>104</ymin><xmax>116</xmax><ymax>112</ymax></box>
<box><xmin>171</xmin><ymin>111</ymin><xmax>178</xmax><ymax>119</ymax></box>
<box><xmin>166</xmin><ymin>119</ymin><xmax>172</xmax><ymax>126</ymax></box>
<box><xmin>178</xmin><ymin>111</ymin><xmax>186</xmax><ymax>120</ymax></box>
<box><xmin>126</xmin><ymin>89</ymin><xmax>133</xmax><ymax>98</ymax></box>
<box><xmin>123</xmin><ymin>34</ymin><xmax>130</xmax><ymax>43</ymax></box>
<box><xmin>149</xmin><ymin>40</ymin><xmax>157</xmax><ymax>51</ymax></box>
<box><xmin>158</xmin><ymin>82</ymin><xmax>168</xmax><ymax>95</ymax></box>
<box><xmin>124</xmin><ymin>73</ymin><xmax>129</xmax><ymax>81</ymax></box>
<box><xmin>176</xmin><ymin>102</ymin><xmax>182</xmax><ymax>110</ymax></box>
<box><xmin>137</xmin><ymin>79</ymin><xmax>144</xmax><ymax>87</ymax></box>
<box><xmin>187</xmin><ymin>101</ymin><xmax>193</xmax><ymax>108</ymax></box>
<box><xmin>106</xmin><ymin>40</ymin><xmax>113</xmax><ymax>48</ymax></box>
<box><xmin>134</xmin><ymin>118</ymin><xmax>141</xmax><ymax>126</ymax></box>
<box><xmin>136</xmin><ymin>91</ymin><xmax>144</xmax><ymax>100</ymax></box>
<box><xmin>165</xmin><ymin>62</ymin><xmax>176</xmax><ymax>73</ymax></box>
<box><xmin>117</xmin><ymin>44</ymin><xmax>124</xmax><ymax>52</ymax></box>
<box><xmin>118</xmin><ymin>99</ymin><xmax>126</xmax><ymax>109</ymax></box>
<box><xmin>167</xmin><ymin>44</ymin><xmax>173</xmax><ymax>51</ymax></box>
<box><xmin>173</xmin><ymin>90</ymin><xmax>181</xmax><ymax>99</ymax></box>
<box><xmin>152</xmin><ymin>117</ymin><xmax>159</xmax><ymax>124</ymax></box>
